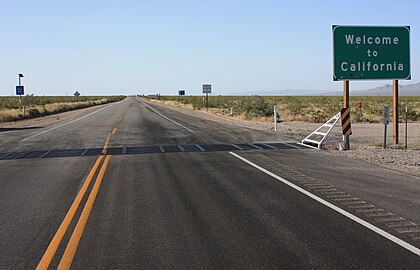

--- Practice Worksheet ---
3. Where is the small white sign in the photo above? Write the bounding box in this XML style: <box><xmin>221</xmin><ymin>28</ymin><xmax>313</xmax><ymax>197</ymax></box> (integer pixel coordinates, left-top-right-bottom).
<box><xmin>202</xmin><ymin>84</ymin><xmax>211</xmax><ymax>94</ymax></box>
<box><xmin>383</xmin><ymin>106</ymin><xmax>390</xmax><ymax>125</ymax></box>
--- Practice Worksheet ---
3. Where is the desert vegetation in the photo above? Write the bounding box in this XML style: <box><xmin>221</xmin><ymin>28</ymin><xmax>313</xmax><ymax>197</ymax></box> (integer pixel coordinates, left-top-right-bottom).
<box><xmin>150</xmin><ymin>95</ymin><xmax>419</xmax><ymax>123</ymax></box>
<box><xmin>0</xmin><ymin>96</ymin><xmax>125</xmax><ymax>122</ymax></box>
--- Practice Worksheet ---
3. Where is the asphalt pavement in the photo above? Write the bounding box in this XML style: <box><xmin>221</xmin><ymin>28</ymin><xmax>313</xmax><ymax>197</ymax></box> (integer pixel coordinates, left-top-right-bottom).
<box><xmin>0</xmin><ymin>97</ymin><xmax>419</xmax><ymax>269</ymax></box>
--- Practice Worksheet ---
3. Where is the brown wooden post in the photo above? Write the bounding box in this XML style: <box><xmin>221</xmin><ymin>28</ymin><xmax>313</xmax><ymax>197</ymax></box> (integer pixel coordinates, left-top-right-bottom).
<box><xmin>344</xmin><ymin>80</ymin><xmax>349</xmax><ymax>107</ymax></box>
<box><xmin>393</xmin><ymin>80</ymin><xmax>399</xmax><ymax>144</ymax></box>
<box><xmin>343</xmin><ymin>80</ymin><xmax>350</xmax><ymax>150</ymax></box>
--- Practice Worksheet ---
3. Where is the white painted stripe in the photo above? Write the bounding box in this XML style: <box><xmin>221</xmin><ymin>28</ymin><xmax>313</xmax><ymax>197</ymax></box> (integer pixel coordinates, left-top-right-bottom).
<box><xmin>229</xmin><ymin>152</ymin><xmax>420</xmax><ymax>257</ymax></box>
<box><xmin>141</xmin><ymin>101</ymin><xmax>198</xmax><ymax>135</ymax></box>
<box><xmin>0</xmin><ymin>153</ymin><xmax>13</xmax><ymax>159</ymax></box>
<box><xmin>280</xmin><ymin>142</ymin><xmax>301</xmax><ymax>149</ymax></box>
<box><xmin>40</xmin><ymin>150</ymin><xmax>52</xmax><ymax>158</ymax></box>
<box><xmin>21</xmin><ymin>104</ymin><xmax>115</xmax><ymax>141</ymax></box>
<box><xmin>195</xmin><ymin>144</ymin><xmax>206</xmax><ymax>152</ymax></box>
<box><xmin>248</xmin><ymin>143</ymin><xmax>263</xmax><ymax>150</ymax></box>
<box><xmin>260</xmin><ymin>143</ymin><xmax>277</xmax><ymax>150</ymax></box>
<box><xmin>231</xmin><ymin>144</ymin><xmax>243</xmax><ymax>150</ymax></box>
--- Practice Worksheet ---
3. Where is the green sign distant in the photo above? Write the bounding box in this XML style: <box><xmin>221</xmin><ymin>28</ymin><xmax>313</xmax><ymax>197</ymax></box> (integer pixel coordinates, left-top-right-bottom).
<box><xmin>333</xmin><ymin>26</ymin><xmax>410</xmax><ymax>81</ymax></box>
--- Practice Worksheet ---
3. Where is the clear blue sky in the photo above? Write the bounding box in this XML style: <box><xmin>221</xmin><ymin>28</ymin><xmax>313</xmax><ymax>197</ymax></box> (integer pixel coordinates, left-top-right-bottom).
<box><xmin>1</xmin><ymin>0</ymin><xmax>419</xmax><ymax>96</ymax></box>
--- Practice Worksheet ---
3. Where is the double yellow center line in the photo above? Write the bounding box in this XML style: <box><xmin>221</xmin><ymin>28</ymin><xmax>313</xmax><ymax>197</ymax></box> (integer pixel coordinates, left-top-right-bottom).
<box><xmin>102</xmin><ymin>128</ymin><xmax>117</xmax><ymax>155</ymax></box>
<box><xmin>36</xmin><ymin>128</ymin><xmax>116</xmax><ymax>270</ymax></box>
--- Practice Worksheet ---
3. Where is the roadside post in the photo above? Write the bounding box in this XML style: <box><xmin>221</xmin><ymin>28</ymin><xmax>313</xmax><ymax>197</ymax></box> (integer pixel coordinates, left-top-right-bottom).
<box><xmin>333</xmin><ymin>26</ymin><xmax>410</xmax><ymax>147</ymax></box>
<box><xmin>393</xmin><ymin>80</ymin><xmax>399</xmax><ymax>144</ymax></box>
<box><xmin>405</xmin><ymin>105</ymin><xmax>408</xmax><ymax>149</ymax></box>
<box><xmin>340</xmin><ymin>107</ymin><xmax>352</xmax><ymax>150</ymax></box>
<box><xmin>16</xmin><ymin>74</ymin><xmax>25</xmax><ymax>116</ymax></box>
<box><xmin>343</xmin><ymin>80</ymin><xmax>350</xmax><ymax>150</ymax></box>
<box><xmin>274</xmin><ymin>105</ymin><xmax>277</xmax><ymax>132</ymax></box>
<box><xmin>74</xmin><ymin>91</ymin><xmax>80</xmax><ymax>105</ymax></box>
<box><xmin>202</xmin><ymin>84</ymin><xmax>211</xmax><ymax>111</ymax></box>
<box><xmin>383</xmin><ymin>106</ymin><xmax>390</xmax><ymax>148</ymax></box>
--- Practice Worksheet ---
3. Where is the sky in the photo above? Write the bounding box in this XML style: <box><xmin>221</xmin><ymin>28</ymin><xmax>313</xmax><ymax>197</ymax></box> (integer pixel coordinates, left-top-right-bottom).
<box><xmin>1</xmin><ymin>0</ymin><xmax>419</xmax><ymax>96</ymax></box>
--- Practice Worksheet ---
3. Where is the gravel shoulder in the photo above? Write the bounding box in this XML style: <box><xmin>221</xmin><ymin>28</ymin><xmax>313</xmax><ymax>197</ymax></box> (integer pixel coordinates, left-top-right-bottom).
<box><xmin>147</xmin><ymin>98</ymin><xmax>420</xmax><ymax>177</ymax></box>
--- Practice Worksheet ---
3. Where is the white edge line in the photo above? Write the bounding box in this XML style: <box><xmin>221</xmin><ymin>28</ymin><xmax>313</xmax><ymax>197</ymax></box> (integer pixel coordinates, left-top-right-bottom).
<box><xmin>140</xmin><ymin>101</ymin><xmax>198</xmax><ymax>135</ymax></box>
<box><xmin>228</xmin><ymin>151</ymin><xmax>420</xmax><ymax>257</ymax></box>
<box><xmin>21</xmin><ymin>103</ymin><xmax>115</xmax><ymax>142</ymax></box>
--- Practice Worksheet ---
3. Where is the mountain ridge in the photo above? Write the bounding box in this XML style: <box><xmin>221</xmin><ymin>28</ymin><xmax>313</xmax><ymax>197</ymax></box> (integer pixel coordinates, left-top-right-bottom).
<box><xmin>228</xmin><ymin>82</ymin><xmax>420</xmax><ymax>96</ymax></box>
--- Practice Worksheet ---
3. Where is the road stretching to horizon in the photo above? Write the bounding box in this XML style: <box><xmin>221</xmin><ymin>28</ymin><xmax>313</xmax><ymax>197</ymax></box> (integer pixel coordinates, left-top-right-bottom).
<box><xmin>0</xmin><ymin>97</ymin><xmax>419</xmax><ymax>269</ymax></box>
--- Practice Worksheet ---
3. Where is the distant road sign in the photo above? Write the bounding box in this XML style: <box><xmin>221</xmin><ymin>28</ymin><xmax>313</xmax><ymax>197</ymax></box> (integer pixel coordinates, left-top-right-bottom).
<box><xmin>333</xmin><ymin>26</ymin><xmax>410</xmax><ymax>81</ymax></box>
<box><xmin>340</xmin><ymin>108</ymin><xmax>352</xmax><ymax>136</ymax></box>
<box><xmin>383</xmin><ymin>106</ymin><xmax>390</xmax><ymax>125</ymax></box>
<box><xmin>202</xmin><ymin>84</ymin><xmax>211</xmax><ymax>94</ymax></box>
<box><xmin>178</xmin><ymin>90</ymin><xmax>185</xmax><ymax>96</ymax></box>
<box><xmin>16</xmin><ymin>86</ymin><xmax>24</xmax><ymax>95</ymax></box>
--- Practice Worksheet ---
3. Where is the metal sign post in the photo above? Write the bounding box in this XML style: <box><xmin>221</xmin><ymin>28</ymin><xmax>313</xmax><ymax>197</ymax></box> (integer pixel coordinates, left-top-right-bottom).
<box><xmin>202</xmin><ymin>84</ymin><xmax>212</xmax><ymax>111</ymax></box>
<box><xmin>17</xmin><ymin>74</ymin><xmax>25</xmax><ymax>115</ymax></box>
<box><xmin>74</xmin><ymin>91</ymin><xmax>80</xmax><ymax>105</ymax></box>
<box><xmin>384</xmin><ymin>125</ymin><xmax>387</xmax><ymax>149</ymax></box>
<box><xmin>274</xmin><ymin>105</ymin><xmax>277</xmax><ymax>132</ymax></box>
<box><xmin>405</xmin><ymin>105</ymin><xmax>408</xmax><ymax>149</ymax></box>
<box><xmin>383</xmin><ymin>106</ymin><xmax>390</xmax><ymax>148</ymax></box>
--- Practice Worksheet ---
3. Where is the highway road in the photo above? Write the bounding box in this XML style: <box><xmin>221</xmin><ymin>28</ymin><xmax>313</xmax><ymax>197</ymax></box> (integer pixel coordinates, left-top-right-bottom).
<box><xmin>0</xmin><ymin>97</ymin><xmax>419</xmax><ymax>269</ymax></box>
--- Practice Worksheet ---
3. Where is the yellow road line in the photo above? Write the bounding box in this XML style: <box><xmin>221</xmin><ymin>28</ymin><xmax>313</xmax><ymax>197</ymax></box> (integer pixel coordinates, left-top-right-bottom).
<box><xmin>36</xmin><ymin>155</ymin><xmax>104</xmax><ymax>270</ymax></box>
<box><xmin>57</xmin><ymin>155</ymin><xmax>112</xmax><ymax>270</ymax></box>
<box><xmin>102</xmin><ymin>133</ymin><xmax>112</xmax><ymax>155</ymax></box>
<box><xmin>112</xmin><ymin>128</ymin><xmax>117</xmax><ymax>134</ymax></box>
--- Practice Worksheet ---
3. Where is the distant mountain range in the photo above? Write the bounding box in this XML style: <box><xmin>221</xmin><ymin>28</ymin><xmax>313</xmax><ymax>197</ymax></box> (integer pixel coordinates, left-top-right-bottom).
<box><xmin>230</xmin><ymin>82</ymin><xmax>420</xmax><ymax>96</ymax></box>
<box><xmin>323</xmin><ymin>82</ymin><xmax>420</xmax><ymax>96</ymax></box>
<box><xmin>230</xmin><ymin>88</ymin><xmax>327</xmax><ymax>96</ymax></box>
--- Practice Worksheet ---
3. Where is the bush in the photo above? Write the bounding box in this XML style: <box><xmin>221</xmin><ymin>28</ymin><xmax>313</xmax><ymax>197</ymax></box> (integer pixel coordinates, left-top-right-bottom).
<box><xmin>148</xmin><ymin>95</ymin><xmax>420</xmax><ymax>123</ymax></box>
<box><xmin>310</xmin><ymin>110</ymin><xmax>327</xmax><ymax>123</ymax></box>
<box><xmin>27</xmin><ymin>108</ymin><xmax>40</xmax><ymax>117</ymax></box>
<box><xmin>244</xmin><ymin>96</ymin><xmax>273</xmax><ymax>118</ymax></box>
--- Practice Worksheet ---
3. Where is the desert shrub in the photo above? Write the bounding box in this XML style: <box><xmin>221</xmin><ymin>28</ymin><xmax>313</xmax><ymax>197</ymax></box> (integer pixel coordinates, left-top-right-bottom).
<box><xmin>27</xmin><ymin>108</ymin><xmax>40</xmax><ymax>117</ymax></box>
<box><xmin>147</xmin><ymin>95</ymin><xmax>420</xmax><ymax>123</ymax></box>
<box><xmin>310</xmin><ymin>110</ymin><xmax>327</xmax><ymax>123</ymax></box>
<box><xmin>243</xmin><ymin>96</ymin><xmax>273</xmax><ymax>118</ymax></box>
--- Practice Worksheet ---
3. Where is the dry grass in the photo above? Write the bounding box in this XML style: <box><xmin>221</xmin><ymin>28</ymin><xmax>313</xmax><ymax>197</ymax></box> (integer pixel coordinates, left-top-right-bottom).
<box><xmin>150</xmin><ymin>95</ymin><xmax>420</xmax><ymax>123</ymax></box>
<box><xmin>0</xmin><ymin>97</ymin><xmax>124</xmax><ymax>122</ymax></box>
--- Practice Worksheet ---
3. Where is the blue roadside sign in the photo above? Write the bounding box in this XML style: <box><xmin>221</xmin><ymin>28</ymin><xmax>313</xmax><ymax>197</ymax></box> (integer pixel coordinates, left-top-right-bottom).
<box><xmin>16</xmin><ymin>86</ymin><xmax>24</xmax><ymax>95</ymax></box>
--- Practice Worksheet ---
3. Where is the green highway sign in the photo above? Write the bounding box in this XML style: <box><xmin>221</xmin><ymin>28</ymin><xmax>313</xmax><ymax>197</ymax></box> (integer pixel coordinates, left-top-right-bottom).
<box><xmin>333</xmin><ymin>26</ymin><xmax>410</xmax><ymax>81</ymax></box>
